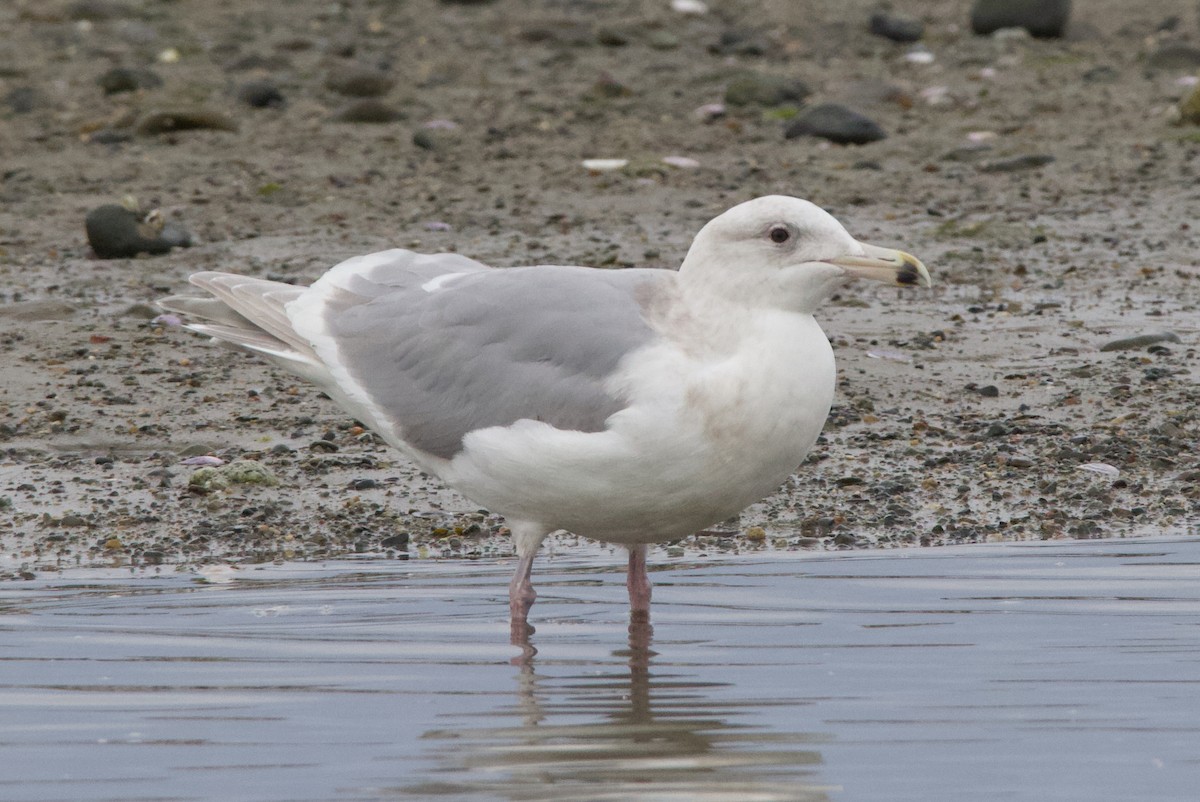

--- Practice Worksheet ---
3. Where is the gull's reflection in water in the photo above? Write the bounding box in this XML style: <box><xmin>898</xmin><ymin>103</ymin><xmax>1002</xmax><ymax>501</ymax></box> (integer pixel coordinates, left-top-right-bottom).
<box><xmin>410</xmin><ymin>619</ymin><xmax>835</xmax><ymax>801</ymax></box>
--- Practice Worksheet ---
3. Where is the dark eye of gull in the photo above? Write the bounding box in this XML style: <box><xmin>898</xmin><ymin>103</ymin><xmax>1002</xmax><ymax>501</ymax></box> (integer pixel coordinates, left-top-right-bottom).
<box><xmin>768</xmin><ymin>225</ymin><xmax>790</xmax><ymax>244</ymax></box>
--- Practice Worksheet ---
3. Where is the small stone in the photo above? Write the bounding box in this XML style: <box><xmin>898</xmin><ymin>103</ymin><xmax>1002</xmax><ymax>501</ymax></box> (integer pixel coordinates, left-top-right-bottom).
<box><xmin>978</xmin><ymin>153</ymin><xmax>1054</xmax><ymax>172</ymax></box>
<box><xmin>3</xmin><ymin>87</ymin><xmax>36</xmax><ymax>114</ymax></box>
<box><xmin>595</xmin><ymin>27</ymin><xmax>628</xmax><ymax>47</ymax></box>
<box><xmin>331</xmin><ymin>99</ymin><xmax>404</xmax><ymax>123</ymax></box>
<box><xmin>978</xmin><ymin>384</ymin><xmax>1000</xmax><ymax>397</ymax></box>
<box><xmin>970</xmin><ymin>0</ymin><xmax>1071</xmax><ymax>38</ymax></box>
<box><xmin>784</xmin><ymin>103</ymin><xmax>886</xmax><ymax>145</ymax></box>
<box><xmin>381</xmin><ymin>533</ymin><xmax>410</xmax><ymax>550</ymax></box>
<box><xmin>136</xmin><ymin>107</ymin><xmax>239</xmax><ymax>135</ymax></box>
<box><xmin>1147</xmin><ymin>43</ymin><xmax>1200</xmax><ymax>71</ymax></box>
<box><xmin>869</xmin><ymin>11</ymin><xmax>924</xmax><ymax>43</ymax></box>
<box><xmin>1099</xmin><ymin>332</ymin><xmax>1181</xmax><ymax>352</ymax></box>
<box><xmin>349</xmin><ymin>478</ymin><xmax>379</xmax><ymax>490</ymax></box>
<box><xmin>325</xmin><ymin>63</ymin><xmax>394</xmax><ymax>97</ymax></box>
<box><xmin>1081</xmin><ymin>65</ymin><xmax>1119</xmax><ymax>84</ymax></box>
<box><xmin>85</xmin><ymin>205</ymin><xmax>192</xmax><ymax>259</ymax></box>
<box><xmin>1176</xmin><ymin>84</ymin><xmax>1200</xmax><ymax>125</ymax></box>
<box><xmin>221</xmin><ymin>460</ymin><xmax>279</xmax><ymax>486</ymax></box>
<box><xmin>236</xmin><ymin>80</ymin><xmax>285</xmax><ymax>108</ymax></box>
<box><xmin>413</xmin><ymin>127</ymin><xmax>457</xmax><ymax>150</ymax></box>
<box><xmin>647</xmin><ymin>31</ymin><xmax>680</xmax><ymax>50</ymax></box>
<box><xmin>68</xmin><ymin>0</ymin><xmax>135</xmax><ymax>21</ymax></box>
<box><xmin>725</xmin><ymin>71</ymin><xmax>811</xmax><ymax>107</ymax></box>
<box><xmin>0</xmin><ymin>300</ymin><xmax>77</xmax><ymax>322</ymax></box>
<box><xmin>744</xmin><ymin>526</ymin><xmax>767</xmax><ymax>542</ymax></box>
<box><xmin>710</xmin><ymin>28</ymin><xmax>768</xmax><ymax>56</ymax></box>
<box><xmin>97</xmin><ymin>66</ymin><xmax>162</xmax><ymax>95</ymax></box>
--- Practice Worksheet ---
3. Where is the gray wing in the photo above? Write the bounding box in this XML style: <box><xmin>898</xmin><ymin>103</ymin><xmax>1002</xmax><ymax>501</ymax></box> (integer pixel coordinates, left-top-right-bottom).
<box><xmin>298</xmin><ymin>259</ymin><xmax>671</xmax><ymax>460</ymax></box>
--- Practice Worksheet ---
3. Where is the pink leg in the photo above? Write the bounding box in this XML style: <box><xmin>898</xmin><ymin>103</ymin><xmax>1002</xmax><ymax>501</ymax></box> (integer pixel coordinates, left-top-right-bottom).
<box><xmin>509</xmin><ymin>551</ymin><xmax>537</xmax><ymax>621</ymax></box>
<box><xmin>627</xmin><ymin>544</ymin><xmax>652</xmax><ymax>623</ymax></box>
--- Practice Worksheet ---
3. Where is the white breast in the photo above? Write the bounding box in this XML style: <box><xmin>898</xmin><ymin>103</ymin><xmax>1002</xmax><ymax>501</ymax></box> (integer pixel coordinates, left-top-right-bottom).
<box><xmin>444</xmin><ymin>306</ymin><xmax>836</xmax><ymax>544</ymax></box>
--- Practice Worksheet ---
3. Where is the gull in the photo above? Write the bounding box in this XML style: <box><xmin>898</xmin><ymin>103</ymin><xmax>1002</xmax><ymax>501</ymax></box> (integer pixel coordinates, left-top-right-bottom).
<box><xmin>160</xmin><ymin>195</ymin><xmax>930</xmax><ymax>626</ymax></box>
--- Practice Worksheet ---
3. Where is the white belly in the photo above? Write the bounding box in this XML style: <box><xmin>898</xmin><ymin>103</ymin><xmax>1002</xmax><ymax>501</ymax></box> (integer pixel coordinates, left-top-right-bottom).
<box><xmin>443</xmin><ymin>310</ymin><xmax>836</xmax><ymax>544</ymax></box>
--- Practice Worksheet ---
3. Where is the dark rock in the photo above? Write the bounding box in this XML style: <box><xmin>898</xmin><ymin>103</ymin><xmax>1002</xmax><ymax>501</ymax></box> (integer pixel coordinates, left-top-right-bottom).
<box><xmin>97</xmin><ymin>66</ymin><xmax>162</xmax><ymax>95</ymax></box>
<box><xmin>978</xmin><ymin>153</ymin><xmax>1054</xmax><ymax>172</ymax></box>
<box><xmin>381</xmin><ymin>533</ymin><xmax>410</xmax><ymax>550</ymax></box>
<box><xmin>324</xmin><ymin>63</ymin><xmax>394</xmax><ymax>97</ymax></box>
<box><xmin>85</xmin><ymin>205</ymin><xmax>192</xmax><ymax>259</ymax></box>
<box><xmin>136</xmin><ymin>107</ymin><xmax>239</xmax><ymax>135</ymax></box>
<box><xmin>710</xmin><ymin>28</ymin><xmax>768</xmax><ymax>56</ymax></box>
<box><xmin>595</xmin><ymin>27</ymin><xmax>629</xmax><ymax>47</ymax></box>
<box><xmin>725</xmin><ymin>71</ymin><xmax>811</xmax><ymax>107</ymax></box>
<box><xmin>970</xmin><ymin>0</ymin><xmax>1071</xmax><ymax>38</ymax></box>
<box><xmin>1147</xmin><ymin>43</ymin><xmax>1200</xmax><ymax>70</ymax></box>
<box><xmin>3</xmin><ymin>87</ymin><xmax>36</xmax><ymax>113</ymax></box>
<box><xmin>869</xmin><ymin>11</ymin><xmax>924</xmax><ymax>43</ymax></box>
<box><xmin>349</xmin><ymin>478</ymin><xmax>378</xmax><ymax>490</ymax></box>
<box><xmin>784</xmin><ymin>103</ymin><xmax>886</xmax><ymax>145</ymax></box>
<box><xmin>1177</xmin><ymin>84</ymin><xmax>1200</xmax><ymax>125</ymax></box>
<box><xmin>88</xmin><ymin>129</ymin><xmax>133</xmax><ymax>144</ymax></box>
<box><xmin>978</xmin><ymin>384</ymin><xmax>1000</xmax><ymax>397</ymax></box>
<box><xmin>1099</xmin><ymin>332</ymin><xmax>1181</xmax><ymax>352</ymax></box>
<box><xmin>68</xmin><ymin>0</ymin><xmax>135</xmax><ymax>21</ymax></box>
<box><xmin>225</xmin><ymin>53</ymin><xmax>292</xmax><ymax>72</ymax></box>
<box><xmin>331</xmin><ymin>99</ymin><xmax>405</xmax><ymax>123</ymax></box>
<box><xmin>1081</xmin><ymin>65</ymin><xmax>1119</xmax><ymax>84</ymax></box>
<box><xmin>236</xmin><ymin>79</ymin><xmax>285</xmax><ymax>108</ymax></box>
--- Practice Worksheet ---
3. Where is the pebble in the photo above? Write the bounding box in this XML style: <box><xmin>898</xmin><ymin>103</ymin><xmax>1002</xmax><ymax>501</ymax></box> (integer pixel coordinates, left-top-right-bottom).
<box><xmin>581</xmin><ymin>158</ymin><xmax>628</xmax><ymax>172</ymax></box>
<box><xmin>325</xmin><ymin>63</ymin><xmax>394</xmax><ymax>97</ymax></box>
<box><xmin>68</xmin><ymin>0</ymin><xmax>135</xmax><ymax>21</ymax></box>
<box><xmin>97</xmin><ymin>66</ymin><xmax>162</xmax><ymax>95</ymax></box>
<box><xmin>970</xmin><ymin>0</ymin><xmax>1071</xmax><ymax>38</ymax></box>
<box><xmin>3</xmin><ymin>87</ymin><xmax>36</xmax><ymax>113</ymax></box>
<box><xmin>710</xmin><ymin>29</ymin><xmax>768</xmax><ymax>56</ymax></box>
<box><xmin>869</xmin><ymin>11</ymin><xmax>924</xmax><ymax>43</ymax></box>
<box><xmin>0</xmin><ymin>300</ymin><xmax>78</xmax><ymax>322</ymax></box>
<box><xmin>236</xmin><ymin>79</ymin><xmax>285</xmax><ymax>108</ymax></box>
<box><xmin>331</xmin><ymin>99</ymin><xmax>405</xmax><ymax>123</ymax></box>
<box><xmin>784</xmin><ymin>103</ymin><xmax>886</xmax><ymax>145</ymax></box>
<box><xmin>724</xmin><ymin>71</ymin><xmax>811</xmax><ymax>107</ymax></box>
<box><xmin>1147</xmin><ymin>43</ymin><xmax>1200</xmax><ymax>71</ymax></box>
<box><xmin>85</xmin><ymin>205</ymin><xmax>192</xmax><ymax>258</ymax></box>
<box><xmin>1176</xmin><ymin>84</ymin><xmax>1200</xmax><ymax>125</ymax></box>
<box><xmin>136</xmin><ymin>107</ymin><xmax>239</xmax><ymax>135</ymax></box>
<box><xmin>647</xmin><ymin>31</ymin><xmax>680</xmax><ymax>50</ymax></box>
<box><xmin>978</xmin><ymin>153</ymin><xmax>1054</xmax><ymax>172</ymax></box>
<box><xmin>1098</xmin><ymin>332</ymin><xmax>1181</xmax><ymax>352</ymax></box>
<box><xmin>1081</xmin><ymin>65</ymin><xmax>1119</xmax><ymax>84</ymax></box>
<box><xmin>189</xmin><ymin>459</ymin><xmax>279</xmax><ymax>493</ymax></box>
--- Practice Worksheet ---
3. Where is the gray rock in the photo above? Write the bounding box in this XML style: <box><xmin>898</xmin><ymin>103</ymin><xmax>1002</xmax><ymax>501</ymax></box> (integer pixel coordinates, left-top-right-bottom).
<box><xmin>331</xmin><ymin>99</ymin><xmax>405</xmax><ymax>123</ymax></box>
<box><xmin>784</xmin><ymin>103</ymin><xmax>886</xmax><ymax>145</ymax></box>
<box><xmin>869</xmin><ymin>11</ymin><xmax>924</xmax><ymax>43</ymax></box>
<box><xmin>725</xmin><ymin>72</ymin><xmax>811</xmax><ymax>107</ymax></box>
<box><xmin>1147</xmin><ymin>43</ymin><xmax>1200</xmax><ymax>70</ymax></box>
<box><xmin>97</xmin><ymin>66</ymin><xmax>162</xmax><ymax>95</ymax></box>
<box><xmin>68</xmin><ymin>0</ymin><xmax>135</xmax><ymax>21</ymax></box>
<box><xmin>1081</xmin><ymin>65</ymin><xmax>1119</xmax><ymax>84</ymax></box>
<box><xmin>236</xmin><ymin>80</ymin><xmax>285</xmax><ymax>108</ymax></box>
<box><xmin>3</xmin><ymin>87</ymin><xmax>36</xmax><ymax>113</ymax></box>
<box><xmin>978</xmin><ymin>153</ymin><xmax>1054</xmax><ymax>172</ymax></box>
<box><xmin>85</xmin><ymin>205</ymin><xmax>192</xmax><ymax>259</ymax></box>
<box><xmin>324</xmin><ymin>64</ymin><xmax>394</xmax><ymax>97</ymax></box>
<box><xmin>970</xmin><ymin>0</ymin><xmax>1071</xmax><ymax>38</ymax></box>
<box><xmin>0</xmin><ymin>300</ymin><xmax>78</xmax><ymax>321</ymax></box>
<box><xmin>136</xmin><ymin>107</ymin><xmax>239</xmax><ymax>135</ymax></box>
<box><xmin>1099</xmin><ymin>332</ymin><xmax>1181</xmax><ymax>352</ymax></box>
<box><xmin>710</xmin><ymin>29</ymin><xmax>768</xmax><ymax>56</ymax></box>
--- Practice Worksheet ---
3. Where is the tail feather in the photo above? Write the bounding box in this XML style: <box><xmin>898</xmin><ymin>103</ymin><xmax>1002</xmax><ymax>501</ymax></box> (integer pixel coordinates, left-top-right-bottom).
<box><xmin>159</xmin><ymin>272</ymin><xmax>324</xmax><ymax>377</ymax></box>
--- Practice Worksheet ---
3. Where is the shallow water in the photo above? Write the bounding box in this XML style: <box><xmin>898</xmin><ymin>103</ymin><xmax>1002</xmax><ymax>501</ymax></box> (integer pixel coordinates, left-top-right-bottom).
<box><xmin>2</xmin><ymin>537</ymin><xmax>1199</xmax><ymax>801</ymax></box>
